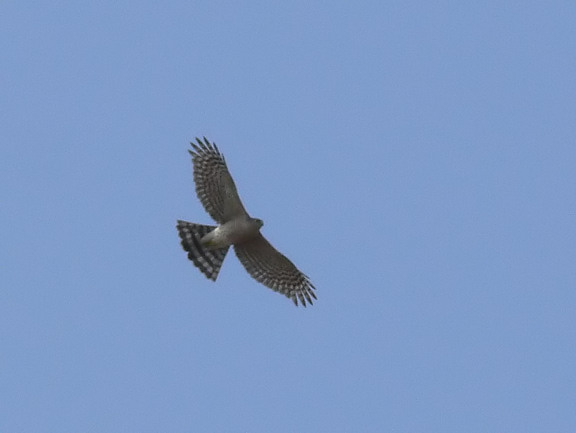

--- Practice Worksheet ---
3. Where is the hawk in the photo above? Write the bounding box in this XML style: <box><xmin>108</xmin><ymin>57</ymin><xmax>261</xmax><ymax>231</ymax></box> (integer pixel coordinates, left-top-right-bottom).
<box><xmin>177</xmin><ymin>137</ymin><xmax>316</xmax><ymax>306</ymax></box>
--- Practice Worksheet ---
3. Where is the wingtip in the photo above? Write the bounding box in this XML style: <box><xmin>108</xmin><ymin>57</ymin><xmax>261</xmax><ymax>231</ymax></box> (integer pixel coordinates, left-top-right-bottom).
<box><xmin>189</xmin><ymin>139</ymin><xmax>201</xmax><ymax>155</ymax></box>
<box><xmin>189</xmin><ymin>136</ymin><xmax>220</xmax><ymax>157</ymax></box>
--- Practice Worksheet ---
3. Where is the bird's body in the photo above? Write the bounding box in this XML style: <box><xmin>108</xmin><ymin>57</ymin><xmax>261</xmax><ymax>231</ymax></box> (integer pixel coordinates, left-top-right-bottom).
<box><xmin>177</xmin><ymin>137</ymin><xmax>316</xmax><ymax>306</ymax></box>
<box><xmin>201</xmin><ymin>217</ymin><xmax>263</xmax><ymax>249</ymax></box>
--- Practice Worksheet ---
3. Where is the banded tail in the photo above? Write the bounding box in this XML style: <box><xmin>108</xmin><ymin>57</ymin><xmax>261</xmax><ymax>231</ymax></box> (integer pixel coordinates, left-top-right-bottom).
<box><xmin>176</xmin><ymin>220</ymin><xmax>229</xmax><ymax>281</ymax></box>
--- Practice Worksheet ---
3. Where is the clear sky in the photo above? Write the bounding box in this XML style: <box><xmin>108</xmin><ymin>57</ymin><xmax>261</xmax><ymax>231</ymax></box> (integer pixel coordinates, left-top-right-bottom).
<box><xmin>2</xmin><ymin>1</ymin><xmax>575</xmax><ymax>432</ymax></box>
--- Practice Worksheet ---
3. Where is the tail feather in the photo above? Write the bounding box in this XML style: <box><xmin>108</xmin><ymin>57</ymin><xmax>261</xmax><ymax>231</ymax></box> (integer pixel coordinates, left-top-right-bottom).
<box><xmin>176</xmin><ymin>220</ymin><xmax>229</xmax><ymax>281</ymax></box>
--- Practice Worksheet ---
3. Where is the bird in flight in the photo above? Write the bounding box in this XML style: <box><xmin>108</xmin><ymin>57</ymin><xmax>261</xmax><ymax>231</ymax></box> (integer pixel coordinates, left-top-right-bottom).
<box><xmin>177</xmin><ymin>137</ymin><xmax>316</xmax><ymax>306</ymax></box>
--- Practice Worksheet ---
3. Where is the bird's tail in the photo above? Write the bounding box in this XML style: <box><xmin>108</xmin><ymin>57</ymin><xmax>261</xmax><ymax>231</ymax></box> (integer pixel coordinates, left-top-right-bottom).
<box><xmin>176</xmin><ymin>220</ymin><xmax>230</xmax><ymax>281</ymax></box>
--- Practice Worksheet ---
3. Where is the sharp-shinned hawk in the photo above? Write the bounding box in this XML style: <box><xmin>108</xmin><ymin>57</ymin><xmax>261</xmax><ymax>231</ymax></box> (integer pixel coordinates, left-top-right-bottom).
<box><xmin>177</xmin><ymin>137</ymin><xmax>316</xmax><ymax>306</ymax></box>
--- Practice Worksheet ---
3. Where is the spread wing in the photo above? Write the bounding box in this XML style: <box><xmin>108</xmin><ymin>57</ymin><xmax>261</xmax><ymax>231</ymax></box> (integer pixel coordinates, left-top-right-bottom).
<box><xmin>234</xmin><ymin>234</ymin><xmax>317</xmax><ymax>306</ymax></box>
<box><xmin>189</xmin><ymin>137</ymin><xmax>248</xmax><ymax>223</ymax></box>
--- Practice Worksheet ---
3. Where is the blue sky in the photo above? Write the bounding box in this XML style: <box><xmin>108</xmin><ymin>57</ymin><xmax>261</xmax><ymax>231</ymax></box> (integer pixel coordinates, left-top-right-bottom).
<box><xmin>2</xmin><ymin>1</ymin><xmax>576</xmax><ymax>432</ymax></box>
